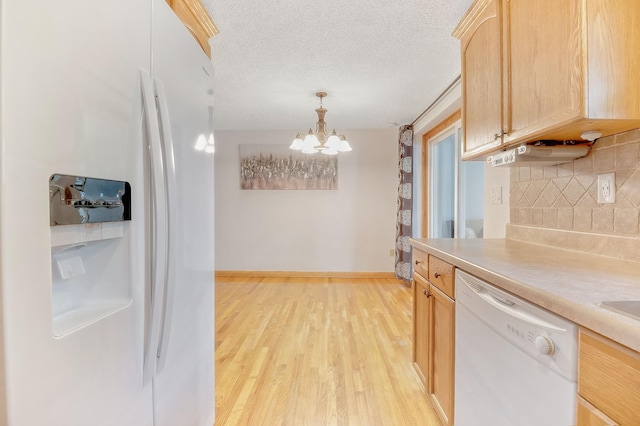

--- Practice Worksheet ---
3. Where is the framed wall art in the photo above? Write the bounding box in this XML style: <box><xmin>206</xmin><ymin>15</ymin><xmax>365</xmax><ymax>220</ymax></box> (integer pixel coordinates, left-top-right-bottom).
<box><xmin>239</xmin><ymin>144</ymin><xmax>338</xmax><ymax>190</ymax></box>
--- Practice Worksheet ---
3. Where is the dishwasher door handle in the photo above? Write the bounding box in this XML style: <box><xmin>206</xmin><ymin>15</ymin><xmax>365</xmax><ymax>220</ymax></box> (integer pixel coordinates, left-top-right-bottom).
<box><xmin>491</xmin><ymin>295</ymin><xmax>515</xmax><ymax>306</ymax></box>
<box><xmin>476</xmin><ymin>289</ymin><xmax>566</xmax><ymax>332</ymax></box>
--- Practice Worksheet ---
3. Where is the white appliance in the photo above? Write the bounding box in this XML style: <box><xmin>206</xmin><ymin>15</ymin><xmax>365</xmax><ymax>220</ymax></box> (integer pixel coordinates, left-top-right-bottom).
<box><xmin>0</xmin><ymin>0</ymin><xmax>215</xmax><ymax>424</ymax></box>
<box><xmin>454</xmin><ymin>270</ymin><xmax>578</xmax><ymax>426</ymax></box>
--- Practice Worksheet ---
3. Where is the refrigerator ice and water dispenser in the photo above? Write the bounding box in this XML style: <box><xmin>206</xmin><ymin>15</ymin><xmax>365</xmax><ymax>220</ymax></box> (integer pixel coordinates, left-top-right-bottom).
<box><xmin>49</xmin><ymin>174</ymin><xmax>133</xmax><ymax>337</ymax></box>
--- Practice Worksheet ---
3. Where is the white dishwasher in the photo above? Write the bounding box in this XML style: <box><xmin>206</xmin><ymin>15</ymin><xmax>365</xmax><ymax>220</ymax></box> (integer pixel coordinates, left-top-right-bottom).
<box><xmin>454</xmin><ymin>270</ymin><xmax>578</xmax><ymax>426</ymax></box>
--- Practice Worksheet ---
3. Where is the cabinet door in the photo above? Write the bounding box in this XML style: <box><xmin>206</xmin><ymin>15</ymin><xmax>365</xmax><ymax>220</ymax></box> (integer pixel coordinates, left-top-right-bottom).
<box><xmin>457</xmin><ymin>0</ymin><xmax>503</xmax><ymax>159</ymax></box>
<box><xmin>586</xmin><ymin>0</ymin><xmax>640</xmax><ymax>120</ymax></box>
<box><xmin>413</xmin><ymin>274</ymin><xmax>431</xmax><ymax>387</ymax></box>
<box><xmin>505</xmin><ymin>0</ymin><xmax>583</xmax><ymax>143</ymax></box>
<box><xmin>578</xmin><ymin>329</ymin><xmax>640</xmax><ymax>425</ymax></box>
<box><xmin>577</xmin><ymin>396</ymin><xmax>618</xmax><ymax>426</ymax></box>
<box><xmin>429</xmin><ymin>285</ymin><xmax>455</xmax><ymax>426</ymax></box>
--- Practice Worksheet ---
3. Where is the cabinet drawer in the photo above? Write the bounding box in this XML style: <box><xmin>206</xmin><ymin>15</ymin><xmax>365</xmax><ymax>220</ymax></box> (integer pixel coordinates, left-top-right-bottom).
<box><xmin>428</xmin><ymin>255</ymin><xmax>455</xmax><ymax>299</ymax></box>
<box><xmin>577</xmin><ymin>396</ymin><xmax>618</xmax><ymax>426</ymax></box>
<box><xmin>578</xmin><ymin>328</ymin><xmax>640</xmax><ymax>425</ymax></box>
<box><xmin>413</xmin><ymin>248</ymin><xmax>428</xmax><ymax>278</ymax></box>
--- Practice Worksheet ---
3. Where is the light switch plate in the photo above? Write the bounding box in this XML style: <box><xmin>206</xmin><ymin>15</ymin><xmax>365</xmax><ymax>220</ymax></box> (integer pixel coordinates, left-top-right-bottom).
<box><xmin>491</xmin><ymin>186</ymin><xmax>502</xmax><ymax>205</ymax></box>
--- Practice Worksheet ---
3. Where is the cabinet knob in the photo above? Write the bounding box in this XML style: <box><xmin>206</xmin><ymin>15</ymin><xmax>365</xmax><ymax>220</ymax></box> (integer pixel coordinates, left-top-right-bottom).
<box><xmin>422</xmin><ymin>289</ymin><xmax>431</xmax><ymax>298</ymax></box>
<box><xmin>492</xmin><ymin>130</ymin><xmax>507</xmax><ymax>141</ymax></box>
<box><xmin>434</xmin><ymin>272</ymin><xmax>441</xmax><ymax>278</ymax></box>
<box><xmin>415</xmin><ymin>259</ymin><xmax>422</xmax><ymax>265</ymax></box>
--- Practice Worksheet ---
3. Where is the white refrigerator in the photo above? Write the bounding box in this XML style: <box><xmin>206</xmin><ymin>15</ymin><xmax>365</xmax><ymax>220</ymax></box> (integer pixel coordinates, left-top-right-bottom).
<box><xmin>0</xmin><ymin>0</ymin><xmax>215</xmax><ymax>424</ymax></box>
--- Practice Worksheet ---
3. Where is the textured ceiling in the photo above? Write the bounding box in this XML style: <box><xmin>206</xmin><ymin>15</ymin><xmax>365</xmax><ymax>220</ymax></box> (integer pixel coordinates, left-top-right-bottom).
<box><xmin>201</xmin><ymin>0</ymin><xmax>474</xmax><ymax>131</ymax></box>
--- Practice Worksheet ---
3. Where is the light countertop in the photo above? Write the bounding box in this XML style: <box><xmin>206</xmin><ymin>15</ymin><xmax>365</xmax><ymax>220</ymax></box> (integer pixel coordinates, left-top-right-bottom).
<box><xmin>409</xmin><ymin>238</ymin><xmax>640</xmax><ymax>352</ymax></box>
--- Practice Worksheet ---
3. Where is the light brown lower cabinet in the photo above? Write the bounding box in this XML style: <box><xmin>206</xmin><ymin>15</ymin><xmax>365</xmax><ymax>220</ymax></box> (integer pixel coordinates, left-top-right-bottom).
<box><xmin>428</xmin><ymin>284</ymin><xmax>455</xmax><ymax>426</ymax></box>
<box><xmin>577</xmin><ymin>396</ymin><xmax>618</xmax><ymax>426</ymax></box>
<box><xmin>413</xmin><ymin>273</ymin><xmax>430</xmax><ymax>386</ymax></box>
<box><xmin>577</xmin><ymin>328</ymin><xmax>640</xmax><ymax>425</ymax></box>
<box><xmin>412</xmin><ymin>253</ymin><xmax>455</xmax><ymax>426</ymax></box>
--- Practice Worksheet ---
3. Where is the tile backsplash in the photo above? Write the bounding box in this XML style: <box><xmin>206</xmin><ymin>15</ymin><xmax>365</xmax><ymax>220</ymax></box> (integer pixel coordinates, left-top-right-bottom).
<box><xmin>510</xmin><ymin>128</ymin><xmax>640</xmax><ymax>238</ymax></box>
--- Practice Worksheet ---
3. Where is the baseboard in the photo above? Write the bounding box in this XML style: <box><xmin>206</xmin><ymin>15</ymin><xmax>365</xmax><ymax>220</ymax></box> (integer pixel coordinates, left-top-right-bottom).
<box><xmin>215</xmin><ymin>270</ymin><xmax>397</xmax><ymax>279</ymax></box>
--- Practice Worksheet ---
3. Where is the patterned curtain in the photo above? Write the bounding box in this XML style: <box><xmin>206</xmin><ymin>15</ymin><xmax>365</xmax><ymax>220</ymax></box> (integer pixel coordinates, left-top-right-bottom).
<box><xmin>395</xmin><ymin>125</ymin><xmax>413</xmax><ymax>283</ymax></box>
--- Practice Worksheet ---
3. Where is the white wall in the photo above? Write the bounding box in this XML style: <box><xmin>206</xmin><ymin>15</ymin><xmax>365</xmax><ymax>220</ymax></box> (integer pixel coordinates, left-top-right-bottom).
<box><xmin>482</xmin><ymin>164</ymin><xmax>510</xmax><ymax>238</ymax></box>
<box><xmin>214</xmin><ymin>128</ymin><xmax>398</xmax><ymax>272</ymax></box>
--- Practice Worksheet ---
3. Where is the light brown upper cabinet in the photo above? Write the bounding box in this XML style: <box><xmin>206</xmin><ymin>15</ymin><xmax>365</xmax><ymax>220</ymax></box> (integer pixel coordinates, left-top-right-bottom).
<box><xmin>453</xmin><ymin>0</ymin><xmax>504</xmax><ymax>159</ymax></box>
<box><xmin>454</xmin><ymin>0</ymin><xmax>640</xmax><ymax>160</ymax></box>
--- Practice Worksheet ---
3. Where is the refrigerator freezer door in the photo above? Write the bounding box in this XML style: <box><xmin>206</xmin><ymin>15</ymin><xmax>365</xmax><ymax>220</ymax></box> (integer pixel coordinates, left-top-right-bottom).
<box><xmin>150</xmin><ymin>1</ymin><xmax>215</xmax><ymax>425</ymax></box>
<box><xmin>0</xmin><ymin>0</ymin><xmax>153</xmax><ymax>425</ymax></box>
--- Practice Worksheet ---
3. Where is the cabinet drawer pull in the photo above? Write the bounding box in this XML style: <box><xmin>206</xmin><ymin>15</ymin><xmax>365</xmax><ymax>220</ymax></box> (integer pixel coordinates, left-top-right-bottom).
<box><xmin>434</xmin><ymin>272</ymin><xmax>441</xmax><ymax>278</ymax></box>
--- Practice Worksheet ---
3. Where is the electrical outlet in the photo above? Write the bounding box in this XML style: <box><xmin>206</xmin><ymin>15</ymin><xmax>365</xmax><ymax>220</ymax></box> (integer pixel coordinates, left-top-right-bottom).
<box><xmin>491</xmin><ymin>186</ymin><xmax>502</xmax><ymax>205</ymax></box>
<box><xmin>597</xmin><ymin>173</ymin><xmax>616</xmax><ymax>204</ymax></box>
<box><xmin>389</xmin><ymin>249</ymin><xmax>395</xmax><ymax>257</ymax></box>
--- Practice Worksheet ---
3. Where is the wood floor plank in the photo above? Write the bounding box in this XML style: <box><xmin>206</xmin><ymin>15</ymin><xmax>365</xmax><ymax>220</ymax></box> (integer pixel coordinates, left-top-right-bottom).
<box><xmin>215</xmin><ymin>276</ymin><xmax>441</xmax><ymax>426</ymax></box>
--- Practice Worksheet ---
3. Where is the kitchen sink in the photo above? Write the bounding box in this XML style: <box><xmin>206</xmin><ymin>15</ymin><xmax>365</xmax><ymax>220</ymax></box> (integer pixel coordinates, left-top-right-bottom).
<box><xmin>599</xmin><ymin>300</ymin><xmax>640</xmax><ymax>321</ymax></box>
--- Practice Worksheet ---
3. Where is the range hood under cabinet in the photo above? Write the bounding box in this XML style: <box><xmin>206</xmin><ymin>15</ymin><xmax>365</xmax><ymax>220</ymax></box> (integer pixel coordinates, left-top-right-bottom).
<box><xmin>486</xmin><ymin>144</ymin><xmax>591</xmax><ymax>167</ymax></box>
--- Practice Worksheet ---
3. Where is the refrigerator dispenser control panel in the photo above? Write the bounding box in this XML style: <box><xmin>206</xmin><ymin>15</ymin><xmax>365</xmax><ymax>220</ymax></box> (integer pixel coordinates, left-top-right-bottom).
<box><xmin>49</xmin><ymin>174</ymin><xmax>131</xmax><ymax>226</ymax></box>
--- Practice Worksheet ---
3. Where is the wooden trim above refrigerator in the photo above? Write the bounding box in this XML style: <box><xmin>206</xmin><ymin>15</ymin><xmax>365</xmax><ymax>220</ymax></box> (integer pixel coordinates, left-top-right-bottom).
<box><xmin>166</xmin><ymin>0</ymin><xmax>219</xmax><ymax>58</ymax></box>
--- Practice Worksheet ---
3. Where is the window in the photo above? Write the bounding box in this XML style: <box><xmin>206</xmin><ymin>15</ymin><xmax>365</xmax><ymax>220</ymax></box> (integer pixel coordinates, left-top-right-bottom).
<box><xmin>427</xmin><ymin>121</ymin><xmax>484</xmax><ymax>238</ymax></box>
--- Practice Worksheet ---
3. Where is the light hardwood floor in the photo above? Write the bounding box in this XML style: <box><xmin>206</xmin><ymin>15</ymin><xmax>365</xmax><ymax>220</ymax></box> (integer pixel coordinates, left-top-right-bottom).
<box><xmin>215</xmin><ymin>276</ymin><xmax>441</xmax><ymax>425</ymax></box>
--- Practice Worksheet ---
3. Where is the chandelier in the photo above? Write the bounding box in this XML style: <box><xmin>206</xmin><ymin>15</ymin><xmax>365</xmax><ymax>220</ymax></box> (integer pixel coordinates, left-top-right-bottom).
<box><xmin>289</xmin><ymin>92</ymin><xmax>352</xmax><ymax>155</ymax></box>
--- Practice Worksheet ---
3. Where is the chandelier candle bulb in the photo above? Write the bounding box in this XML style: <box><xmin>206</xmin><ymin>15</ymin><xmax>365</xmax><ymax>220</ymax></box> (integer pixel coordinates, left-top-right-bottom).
<box><xmin>289</xmin><ymin>133</ymin><xmax>304</xmax><ymax>150</ymax></box>
<box><xmin>325</xmin><ymin>130</ymin><xmax>341</xmax><ymax>149</ymax></box>
<box><xmin>290</xmin><ymin>92</ymin><xmax>352</xmax><ymax>155</ymax></box>
<box><xmin>338</xmin><ymin>135</ymin><xmax>352</xmax><ymax>152</ymax></box>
